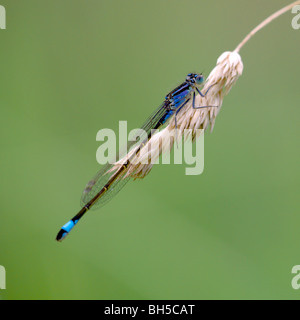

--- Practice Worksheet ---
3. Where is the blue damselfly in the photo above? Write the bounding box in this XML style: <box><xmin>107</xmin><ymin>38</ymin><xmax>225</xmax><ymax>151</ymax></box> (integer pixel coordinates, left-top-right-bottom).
<box><xmin>56</xmin><ymin>73</ymin><xmax>216</xmax><ymax>241</ymax></box>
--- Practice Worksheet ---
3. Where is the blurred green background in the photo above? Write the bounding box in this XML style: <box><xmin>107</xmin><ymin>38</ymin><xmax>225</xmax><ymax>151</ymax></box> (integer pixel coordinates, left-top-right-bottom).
<box><xmin>0</xmin><ymin>0</ymin><xmax>299</xmax><ymax>300</ymax></box>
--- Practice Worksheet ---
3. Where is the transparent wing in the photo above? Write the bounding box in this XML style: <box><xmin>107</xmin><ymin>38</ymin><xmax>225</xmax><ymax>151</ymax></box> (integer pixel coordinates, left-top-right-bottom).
<box><xmin>81</xmin><ymin>101</ymin><xmax>171</xmax><ymax>210</ymax></box>
<box><xmin>80</xmin><ymin>163</ymin><xmax>130</xmax><ymax>209</ymax></box>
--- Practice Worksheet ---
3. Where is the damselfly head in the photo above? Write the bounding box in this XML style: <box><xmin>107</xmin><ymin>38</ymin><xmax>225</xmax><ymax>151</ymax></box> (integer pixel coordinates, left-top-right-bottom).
<box><xmin>186</xmin><ymin>73</ymin><xmax>204</xmax><ymax>85</ymax></box>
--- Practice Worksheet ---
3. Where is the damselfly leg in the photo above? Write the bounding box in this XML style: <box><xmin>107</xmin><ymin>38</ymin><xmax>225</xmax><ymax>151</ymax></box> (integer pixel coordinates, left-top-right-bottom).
<box><xmin>196</xmin><ymin>82</ymin><xmax>216</xmax><ymax>98</ymax></box>
<box><xmin>192</xmin><ymin>91</ymin><xmax>219</xmax><ymax>110</ymax></box>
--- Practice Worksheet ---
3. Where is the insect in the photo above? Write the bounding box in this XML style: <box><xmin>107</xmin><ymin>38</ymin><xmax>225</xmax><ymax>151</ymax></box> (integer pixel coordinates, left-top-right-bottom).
<box><xmin>56</xmin><ymin>73</ymin><xmax>216</xmax><ymax>241</ymax></box>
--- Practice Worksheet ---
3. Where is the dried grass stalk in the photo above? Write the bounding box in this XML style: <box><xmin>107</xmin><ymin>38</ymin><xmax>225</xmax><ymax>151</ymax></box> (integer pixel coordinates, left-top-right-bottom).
<box><xmin>111</xmin><ymin>51</ymin><xmax>243</xmax><ymax>179</ymax></box>
<box><xmin>109</xmin><ymin>0</ymin><xmax>299</xmax><ymax>180</ymax></box>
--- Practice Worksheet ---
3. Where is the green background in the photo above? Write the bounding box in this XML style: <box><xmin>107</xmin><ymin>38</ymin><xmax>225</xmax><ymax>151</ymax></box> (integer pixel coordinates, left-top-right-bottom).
<box><xmin>0</xmin><ymin>0</ymin><xmax>299</xmax><ymax>300</ymax></box>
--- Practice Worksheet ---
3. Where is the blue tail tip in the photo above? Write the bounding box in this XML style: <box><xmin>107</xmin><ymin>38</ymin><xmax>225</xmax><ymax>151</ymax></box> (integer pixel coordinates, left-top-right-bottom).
<box><xmin>56</xmin><ymin>229</ymin><xmax>69</xmax><ymax>242</ymax></box>
<box><xmin>56</xmin><ymin>219</ymin><xmax>78</xmax><ymax>242</ymax></box>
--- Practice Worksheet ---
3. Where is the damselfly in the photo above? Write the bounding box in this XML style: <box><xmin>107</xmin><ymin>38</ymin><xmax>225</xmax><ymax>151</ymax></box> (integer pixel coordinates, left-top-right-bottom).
<box><xmin>56</xmin><ymin>73</ymin><xmax>216</xmax><ymax>241</ymax></box>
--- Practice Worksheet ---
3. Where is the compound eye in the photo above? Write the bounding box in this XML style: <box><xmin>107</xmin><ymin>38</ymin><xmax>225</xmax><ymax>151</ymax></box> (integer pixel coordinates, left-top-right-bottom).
<box><xmin>196</xmin><ymin>75</ymin><xmax>204</xmax><ymax>84</ymax></box>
